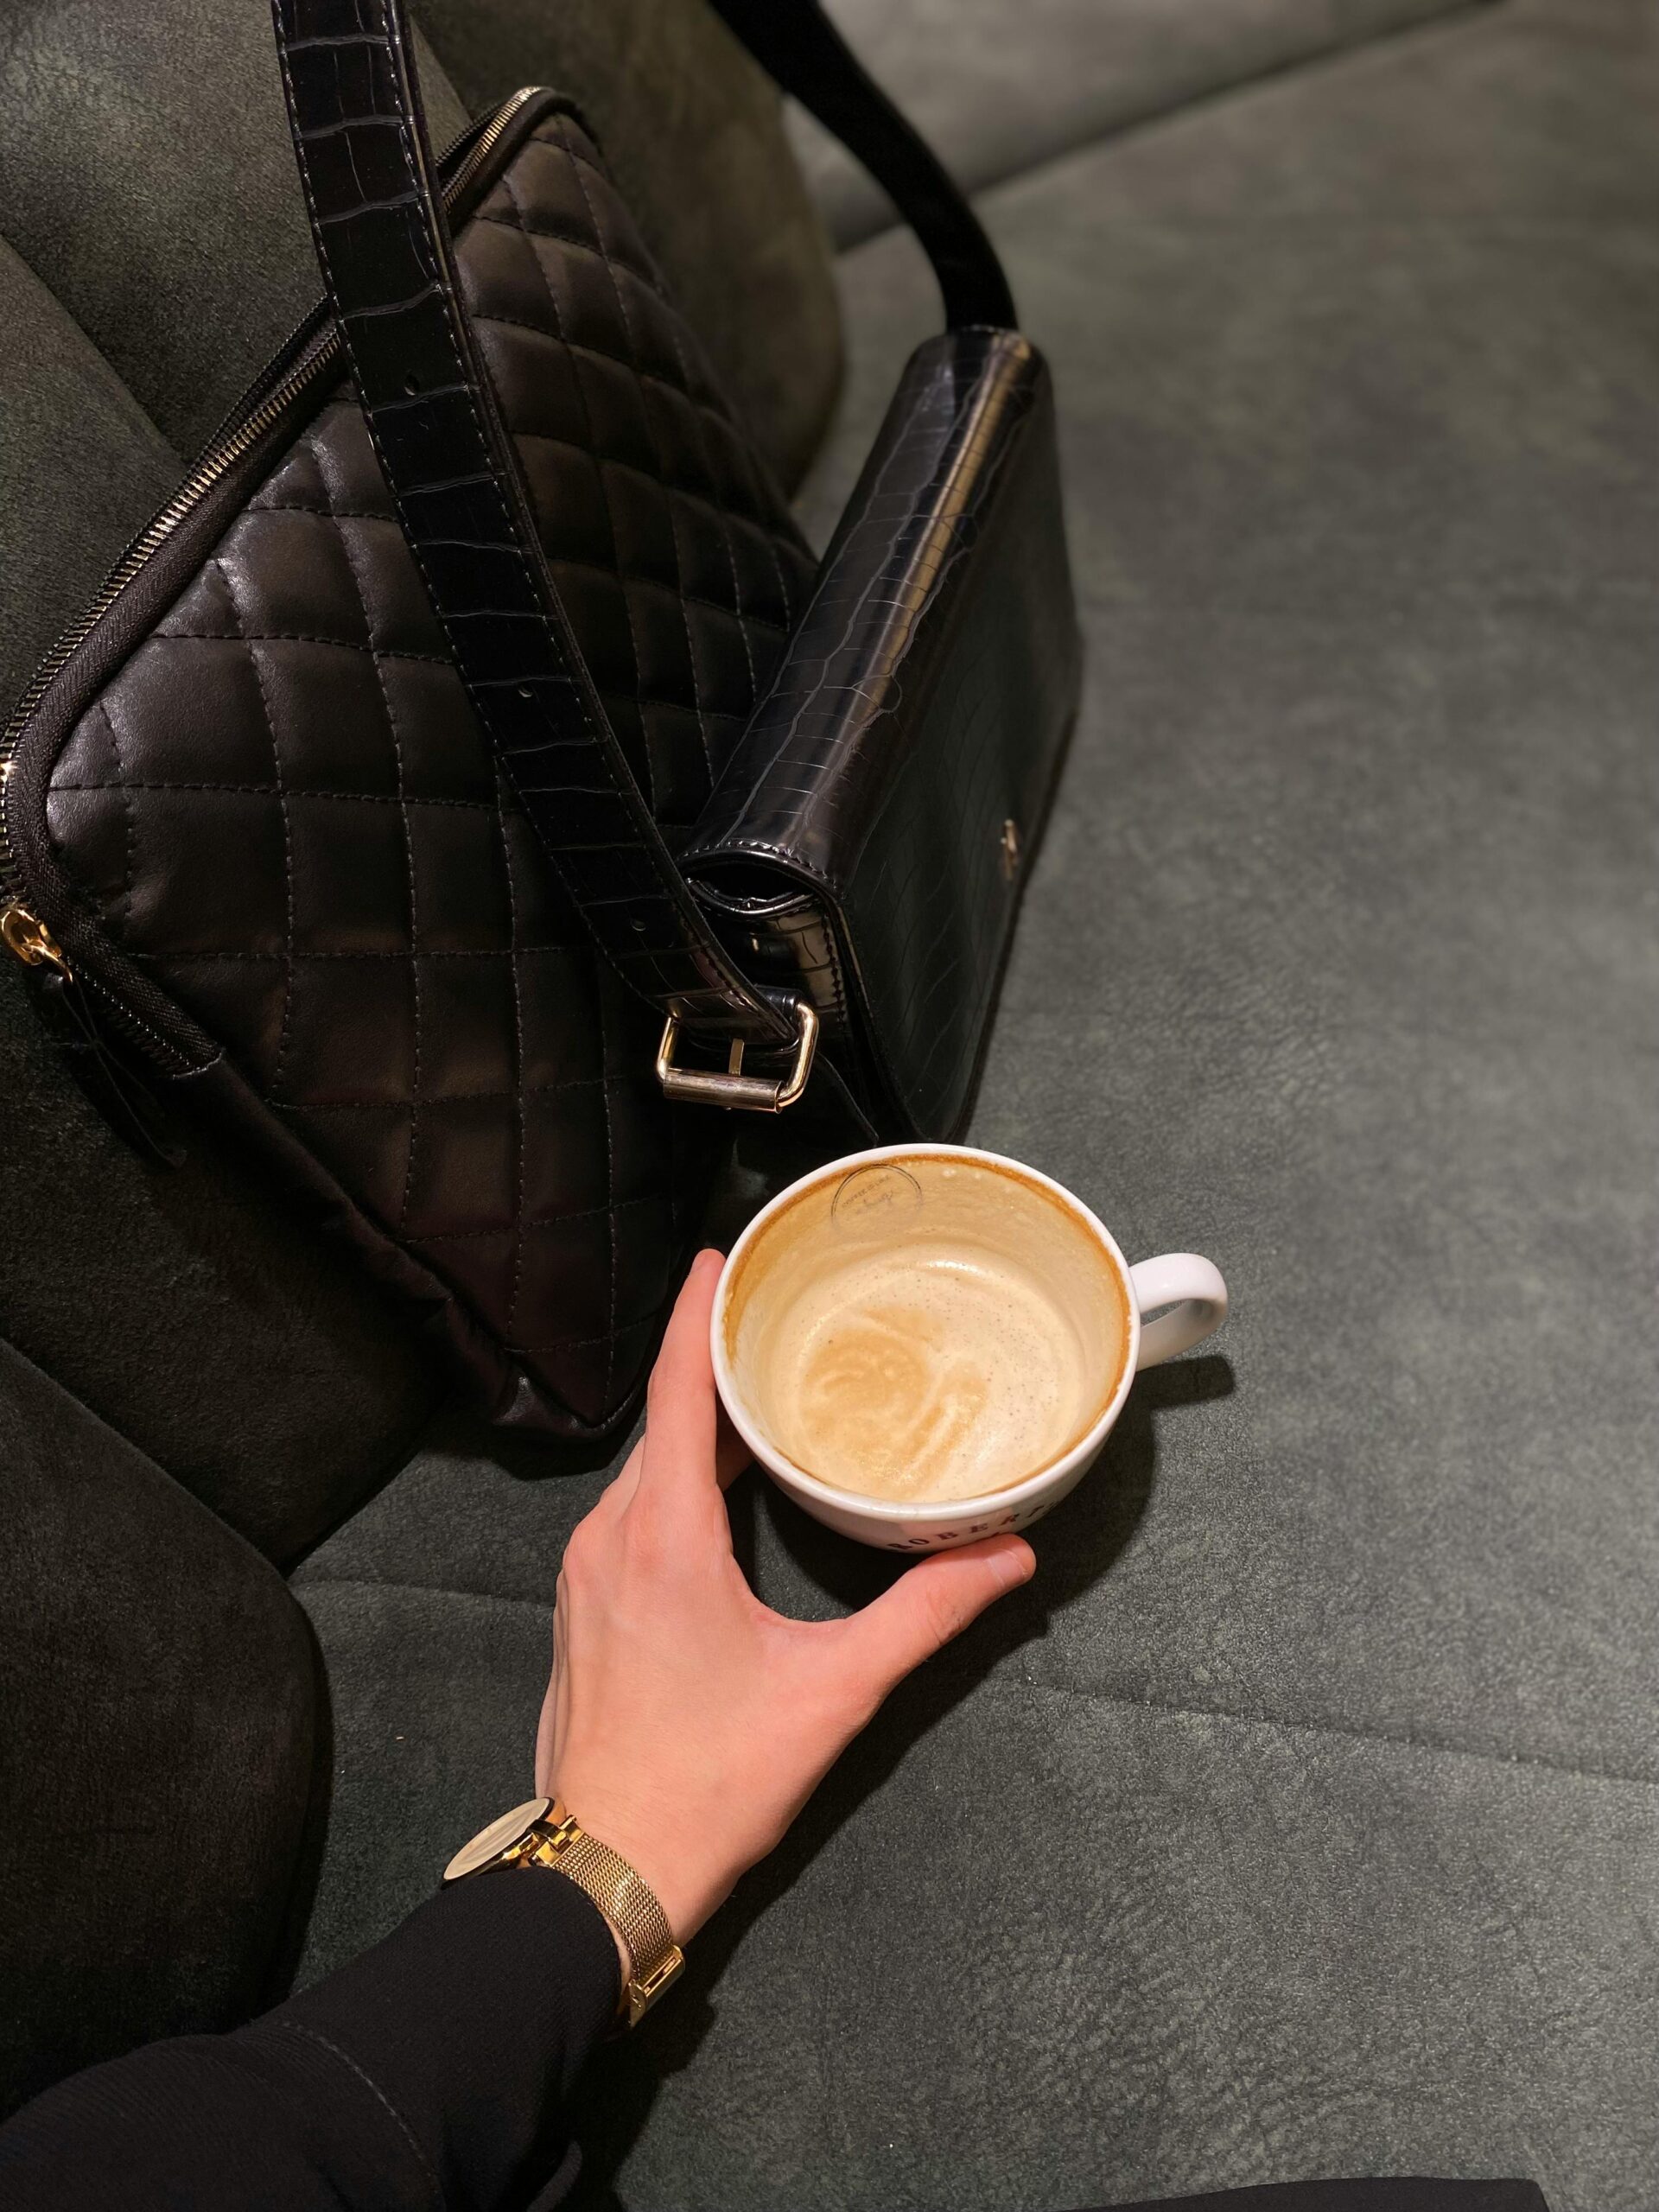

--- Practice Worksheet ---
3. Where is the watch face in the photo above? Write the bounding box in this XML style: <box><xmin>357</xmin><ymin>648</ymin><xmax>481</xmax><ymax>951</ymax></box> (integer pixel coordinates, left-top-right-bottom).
<box><xmin>442</xmin><ymin>1796</ymin><xmax>552</xmax><ymax>1883</ymax></box>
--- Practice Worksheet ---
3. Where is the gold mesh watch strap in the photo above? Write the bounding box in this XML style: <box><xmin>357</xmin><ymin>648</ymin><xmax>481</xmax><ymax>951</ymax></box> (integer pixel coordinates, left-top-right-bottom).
<box><xmin>516</xmin><ymin>1815</ymin><xmax>683</xmax><ymax>2028</ymax></box>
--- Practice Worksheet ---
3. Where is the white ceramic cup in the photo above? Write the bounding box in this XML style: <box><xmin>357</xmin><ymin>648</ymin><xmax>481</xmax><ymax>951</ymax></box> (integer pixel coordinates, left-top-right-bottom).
<box><xmin>710</xmin><ymin>1143</ymin><xmax>1228</xmax><ymax>1553</ymax></box>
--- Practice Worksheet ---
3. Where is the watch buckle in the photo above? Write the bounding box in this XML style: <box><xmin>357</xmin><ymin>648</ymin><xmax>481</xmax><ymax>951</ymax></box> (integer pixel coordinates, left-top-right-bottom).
<box><xmin>624</xmin><ymin>1946</ymin><xmax>685</xmax><ymax>2027</ymax></box>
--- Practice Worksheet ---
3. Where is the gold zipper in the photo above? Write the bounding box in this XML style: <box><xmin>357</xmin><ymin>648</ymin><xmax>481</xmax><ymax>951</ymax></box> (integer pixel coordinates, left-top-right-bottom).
<box><xmin>0</xmin><ymin>83</ymin><xmax>542</xmax><ymax>968</ymax></box>
<box><xmin>1</xmin><ymin>901</ymin><xmax>68</xmax><ymax>973</ymax></box>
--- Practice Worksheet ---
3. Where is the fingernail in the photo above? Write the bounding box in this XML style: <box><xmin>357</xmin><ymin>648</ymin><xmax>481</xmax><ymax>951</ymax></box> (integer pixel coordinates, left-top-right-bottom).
<box><xmin>993</xmin><ymin>1541</ymin><xmax>1034</xmax><ymax>1590</ymax></box>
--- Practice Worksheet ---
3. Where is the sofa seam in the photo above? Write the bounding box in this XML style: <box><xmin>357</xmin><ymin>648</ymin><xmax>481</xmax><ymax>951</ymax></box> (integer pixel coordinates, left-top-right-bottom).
<box><xmin>289</xmin><ymin>1572</ymin><xmax>1659</xmax><ymax>1793</ymax></box>
<box><xmin>829</xmin><ymin>0</ymin><xmax>1506</xmax><ymax>253</ymax></box>
<box><xmin>1014</xmin><ymin>1669</ymin><xmax>1659</xmax><ymax>1794</ymax></box>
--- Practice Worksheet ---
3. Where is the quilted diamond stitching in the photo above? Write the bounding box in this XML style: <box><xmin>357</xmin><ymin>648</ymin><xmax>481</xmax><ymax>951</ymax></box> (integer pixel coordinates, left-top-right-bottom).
<box><xmin>496</xmin><ymin>765</ymin><xmax>526</xmax><ymax>1340</ymax></box>
<box><xmin>556</xmin><ymin>143</ymin><xmax>716</xmax><ymax>794</ymax></box>
<box><xmin>539</xmin><ymin>125</ymin><xmax>803</xmax><ymax>628</ymax></box>
<box><xmin>41</xmin><ymin>113</ymin><xmax>815</xmax><ymax>1430</ymax></box>
<box><xmin>467</xmin><ymin>119</ymin><xmax>809</xmax><ymax>824</ymax></box>
<box><xmin>556</xmin><ymin>122</ymin><xmax>762</xmax><ymax>721</ymax></box>
<box><xmin>594</xmin><ymin>920</ymin><xmax>617</xmax><ymax>1412</ymax></box>
<box><xmin>322</xmin><ymin>454</ymin><xmax>424</xmax><ymax>1231</ymax></box>
<box><xmin>96</xmin><ymin>698</ymin><xmax>139</xmax><ymax>929</ymax></box>
<box><xmin>497</xmin><ymin>161</ymin><xmax>656</xmax><ymax>816</ymax></box>
<box><xmin>214</xmin><ymin>551</ymin><xmax>302</xmax><ymax>1103</ymax></box>
<box><xmin>241</xmin><ymin>501</ymin><xmax>790</xmax><ymax>638</ymax></box>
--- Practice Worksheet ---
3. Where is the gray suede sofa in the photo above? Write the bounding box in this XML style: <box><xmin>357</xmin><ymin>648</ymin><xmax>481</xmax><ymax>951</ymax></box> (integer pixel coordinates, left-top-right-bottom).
<box><xmin>3</xmin><ymin>4</ymin><xmax>1656</xmax><ymax>2208</ymax></box>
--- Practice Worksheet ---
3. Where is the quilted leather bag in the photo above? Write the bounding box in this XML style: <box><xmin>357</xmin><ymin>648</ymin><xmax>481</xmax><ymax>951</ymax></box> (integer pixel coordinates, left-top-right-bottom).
<box><xmin>0</xmin><ymin>0</ymin><xmax>1079</xmax><ymax>1438</ymax></box>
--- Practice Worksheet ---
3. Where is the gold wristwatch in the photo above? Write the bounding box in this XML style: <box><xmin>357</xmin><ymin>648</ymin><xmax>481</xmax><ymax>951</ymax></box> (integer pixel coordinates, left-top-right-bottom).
<box><xmin>442</xmin><ymin>1796</ymin><xmax>683</xmax><ymax>2027</ymax></box>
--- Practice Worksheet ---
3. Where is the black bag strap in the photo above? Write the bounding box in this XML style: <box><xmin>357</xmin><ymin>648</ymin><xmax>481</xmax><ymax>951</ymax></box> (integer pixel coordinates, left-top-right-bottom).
<box><xmin>271</xmin><ymin>0</ymin><xmax>797</xmax><ymax>1057</ymax></box>
<box><xmin>706</xmin><ymin>0</ymin><xmax>1014</xmax><ymax>328</ymax></box>
<box><xmin>270</xmin><ymin>0</ymin><xmax>1013</xmax><ymax>1096</ymax></box>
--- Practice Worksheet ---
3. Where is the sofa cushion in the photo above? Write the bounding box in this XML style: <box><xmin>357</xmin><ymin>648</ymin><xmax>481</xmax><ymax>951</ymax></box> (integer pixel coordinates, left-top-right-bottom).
<box><xmin>0</xmin><ymin>245</ymin><xmax>181</xmax><ymax>714</ymax></box>
<box><xmin>0</xmin><ymin>1341</ymin><xmax>322</xmax><ymax>2118</ymax></box>
<box><xmin>295</xmin><ymin>1448</ymin><xmax>1659</xmax><ymax>2209</ymax></box>
<box><xmin>0</xmin><ymin>954</ymin><xmax>446</xmax><ymax>1562</ymax></box>
<box><xmin>790</xmin><ymin>0</ymin><xmax>1477</xmax><ymax>247</ymax></box>
<box><xmin>0</xmin><ymin>0</ymin><xmax>835</xmax><ymax>493</ymax></box>
<box><xmin>0</xmin><ymin>3</ymin><xmax>466</xmax><ymax>471</ymax></box>
<box><xmin>296</xmin><ymin>6</ymin><xmax>1659</xmax><ymax>2205</ymax></box>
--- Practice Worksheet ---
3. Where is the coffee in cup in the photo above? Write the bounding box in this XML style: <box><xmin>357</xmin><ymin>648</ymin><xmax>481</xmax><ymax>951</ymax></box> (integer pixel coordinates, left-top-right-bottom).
<box><xmin>721</xmin><ymin>1154</ymin><xmax>1128</xmax><ymax>1503</ymax></box>
<box><xmin>712</xmin><ymin>1145</ymin><xmax>1228</xmax><ymax>1553</ymax></box>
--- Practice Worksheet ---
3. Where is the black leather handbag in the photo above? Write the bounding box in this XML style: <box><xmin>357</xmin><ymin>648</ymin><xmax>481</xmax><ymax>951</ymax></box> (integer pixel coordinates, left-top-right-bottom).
<box><xmin>0</xmin><ymin>0</ymin><xmax>1079</xmax><ymax>1438</ymax></box>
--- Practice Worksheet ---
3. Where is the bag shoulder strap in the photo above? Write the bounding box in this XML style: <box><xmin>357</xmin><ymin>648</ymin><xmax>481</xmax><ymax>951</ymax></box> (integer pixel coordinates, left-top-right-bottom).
<box><xmin>707</xmin><ymin>0</ymin><xmax>1014</xmax><ymax>328</ymax></box>
<box><xmin>270</xmin><ymin>0</ymin><xmax>1014</xmax><ymax>1090</ymax></box>
<box><xmin>271</xmin><ymin>0</ymin><xmax>797</xmax><ymax>1055</ymax></box>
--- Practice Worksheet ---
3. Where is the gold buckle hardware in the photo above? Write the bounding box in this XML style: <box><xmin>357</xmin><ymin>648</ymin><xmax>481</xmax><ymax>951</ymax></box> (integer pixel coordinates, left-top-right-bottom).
<box><xmin>623</xmin><ymin>1947</ymin><xmax>686</xmax><ymax>2028</ymax></box>
<box><xmin>655</xmin><ymin>999</ymin><xmax>819</xmax><ymax>1113</ymax></box>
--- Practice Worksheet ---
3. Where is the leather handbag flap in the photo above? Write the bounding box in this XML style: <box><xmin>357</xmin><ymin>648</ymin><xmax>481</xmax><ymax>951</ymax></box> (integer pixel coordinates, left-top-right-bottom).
<box><xmin>684</xmin><ymin>328</ymin><xmax>1081</xmax><ymax>1135</ymax></box>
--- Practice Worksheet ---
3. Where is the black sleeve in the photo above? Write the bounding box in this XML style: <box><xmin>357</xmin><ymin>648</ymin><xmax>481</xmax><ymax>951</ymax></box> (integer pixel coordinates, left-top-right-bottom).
<box><xmin>0</xmin><ymin>1867</ymin><xmax>622</xmax><ymax>2212</ymax></box>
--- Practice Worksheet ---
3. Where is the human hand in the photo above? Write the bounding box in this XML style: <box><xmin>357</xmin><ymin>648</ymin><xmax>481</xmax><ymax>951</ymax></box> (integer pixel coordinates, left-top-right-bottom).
<box><xmin>535</xmin><ymin>1249</ymin><xmax>1035</xmax><ymax>1945</ymax></box>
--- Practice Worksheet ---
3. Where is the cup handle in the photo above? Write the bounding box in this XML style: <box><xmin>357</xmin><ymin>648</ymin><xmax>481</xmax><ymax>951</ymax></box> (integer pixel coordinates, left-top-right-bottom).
<box><xmin>1128</xmin><ymin>1254</ymin><xmax>1229</xmax><ymax>1370</ymax></box>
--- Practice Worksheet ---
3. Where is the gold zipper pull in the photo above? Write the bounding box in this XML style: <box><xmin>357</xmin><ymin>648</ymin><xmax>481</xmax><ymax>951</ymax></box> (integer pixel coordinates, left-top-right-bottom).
<box><xmin>1</xmin><ymin>901</ymin><xmax>70</xmax><ymax>975</ymax></box>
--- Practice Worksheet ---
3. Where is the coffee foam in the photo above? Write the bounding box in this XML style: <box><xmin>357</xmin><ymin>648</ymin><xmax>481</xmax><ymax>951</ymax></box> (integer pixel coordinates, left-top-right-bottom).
<box><xmin>723</xmin><ymin>1156</ymin><xmax>1129</xmax><ymax>1503</ymax></box>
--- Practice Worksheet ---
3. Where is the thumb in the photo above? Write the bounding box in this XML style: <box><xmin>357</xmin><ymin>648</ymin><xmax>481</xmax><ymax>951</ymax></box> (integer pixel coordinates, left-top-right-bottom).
<box><xmin>838</xmin><ymin>1534</ymin><xmax>1034</xmax><ymax>1703</ymax></box>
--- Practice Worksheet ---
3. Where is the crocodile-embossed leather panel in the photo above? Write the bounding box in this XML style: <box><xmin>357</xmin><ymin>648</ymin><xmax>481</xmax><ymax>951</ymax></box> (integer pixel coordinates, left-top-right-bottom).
<box><xmin>273</xmin><ymin>0</ymin><xmax>798</xmax><ymax>1050</ymax></box>
<box><xmin>687</xmin><ymin>330</ymin><xmax>1081</xmax><ymax>1135</ymax></box>
<box><xmin>39</xmin><ymin>105</ymin><xmax>815</xmax><ymax>1432</ymax></box>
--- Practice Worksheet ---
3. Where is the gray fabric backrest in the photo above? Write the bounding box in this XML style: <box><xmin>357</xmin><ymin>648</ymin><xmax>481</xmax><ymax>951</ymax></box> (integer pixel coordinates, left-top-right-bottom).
<box><xmin>0</xmin><ymin>4</ymin><xmax>468</xmax><ymax>476</ymax></box>
<box><xmin>0</xmin><ymin>245</ymin><xmax>182</xmax><ymax>716</ymax></box>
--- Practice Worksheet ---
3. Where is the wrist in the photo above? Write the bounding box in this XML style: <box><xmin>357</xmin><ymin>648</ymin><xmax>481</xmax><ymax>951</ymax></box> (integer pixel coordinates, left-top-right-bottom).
<box><xmin>508</xmin><ymin>1853</ymin><xmax>631</xmax><ymax>1999</ymax></box>
<box><xmin>594</xmin><ymin>1908</ymin><xmax>632</xmax><ymax>2000</ymax></box>
<box><xmin>549</xmin><ymin>1794</ymin><xmax>714</xmax><ymax>1945</ymax></box>
<box><xmin>443</xmin><ymin>1797</ymin><xmax>685</xmax><ymax>2026</ymax></box>
<box><xmin>539</xmin><ymin>1812</ymin><xmax>632</xmax><ymax>1992</ymax></box>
